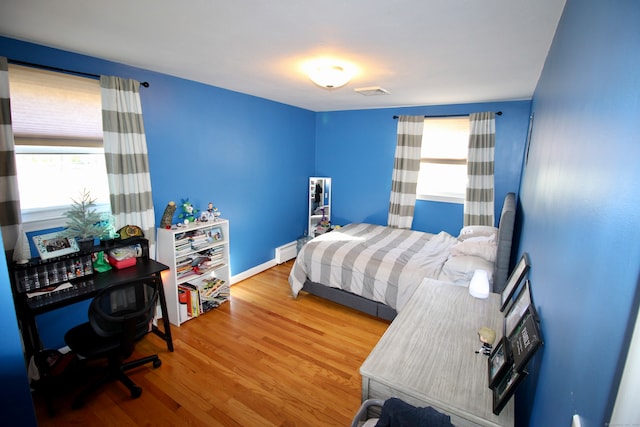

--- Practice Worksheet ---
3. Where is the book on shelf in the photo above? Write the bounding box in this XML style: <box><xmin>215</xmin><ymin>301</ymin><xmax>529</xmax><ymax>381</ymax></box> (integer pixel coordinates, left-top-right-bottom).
<box><xmin>194</xmin><ymin>277</ymin><xmax>229</xmax><ymax>313</ymax></box>
<box><xmin>178</xmin><ymin>278</ymin><xmax>229</xmax><ymax>319</ymax></box>
<box><xmin>208</xmin><ymin>262</ymin><xmax>226</xmax><ymax>271</ymax></box>
<box><xmin>198</xmin><ymin>277</ymin><xmax>227</xmax><ymax>297</ymax></box>
<box><xmin>174</xmin><ymin>229</ymin><xmax>224</xmax><ymax>254</ymax></box>
<box><xmin>174</xmin><ymin>232</ymin><xmax>189</xmax><ymax>243</ymax></box>
<box><xmin>175</xmin><ymin>238</ymin><xmax>192</xmax><ymax>247</ymax></box>
<box><xmin>191</xmin><ymin>244</ymin><xmax>209</xmax><ymax>251</ymax></box>
<box><xmin>176</xmin><ymin>259</ymin><xmax>193</xmax><ymax>271</ymax></box>
<box><xmin>175</xmin><ymin>255</ymin><xmax>218</xmax><ymax>280</ymax></box>
<box><xmin>178</xmin><ymin>283</ymin><xmax>200</xmax><ymax>319</ymax></box>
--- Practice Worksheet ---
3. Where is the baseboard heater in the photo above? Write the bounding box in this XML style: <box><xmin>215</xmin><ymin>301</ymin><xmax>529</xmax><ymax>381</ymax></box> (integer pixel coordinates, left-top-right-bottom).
<box><xmin>275</xmin><ymin>241</ymin><xmax>297</xmax><ymax>264</ymax></box>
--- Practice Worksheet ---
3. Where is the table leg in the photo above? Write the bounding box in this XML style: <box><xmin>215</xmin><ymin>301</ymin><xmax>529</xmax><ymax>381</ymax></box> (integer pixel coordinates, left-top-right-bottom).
<box><xmin>153</xmin><ymin>276</ymin><xmax>174</xmax><ymax>352</ymax></box>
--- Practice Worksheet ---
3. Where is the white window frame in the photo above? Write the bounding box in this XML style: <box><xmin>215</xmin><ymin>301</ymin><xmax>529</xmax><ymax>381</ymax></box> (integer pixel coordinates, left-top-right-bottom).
<box><xmin>15</xmin><ymin>144</ymin><xmax>111</xmax><ymax>231</ymax></box>
<box><xmin>416</xmin><ymin>116</ymin><xmax>470</xmax><ymax>204</ymax></box>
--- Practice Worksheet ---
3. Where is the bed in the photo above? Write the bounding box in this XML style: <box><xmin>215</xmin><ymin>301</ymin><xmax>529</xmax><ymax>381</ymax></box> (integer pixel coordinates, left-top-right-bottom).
<box><xmin>289</xmin><ymin>193</ymin><xmax>516</xmax><ymax>320</ymax></box>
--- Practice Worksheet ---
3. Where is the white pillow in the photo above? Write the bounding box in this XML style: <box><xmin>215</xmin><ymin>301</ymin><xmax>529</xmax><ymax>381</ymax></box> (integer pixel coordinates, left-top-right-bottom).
<box><xmin>439</xmin><ymin>255</ymin><xmax>495</xmax><ymax>287</ymax></box>
<box><xmin>458</xmin><ymin>225</ymin><xmax>498</xmax><ymax>241</ymax></box>
<box><xmin>462</xmin><ymin>235</ymin><xmax>496</xmax><ymax>243</ymax></box>
<box><xmin>450</xmin><ymin>240</ymin><xmax>497</xmax><ymax>262</ymax></box>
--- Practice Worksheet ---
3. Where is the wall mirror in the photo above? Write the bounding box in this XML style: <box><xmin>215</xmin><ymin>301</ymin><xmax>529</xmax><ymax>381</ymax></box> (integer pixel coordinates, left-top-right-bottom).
<box><xmin>308</xmin><ymin>177</ymin><xmax>331</xmax><ymax>236</ymax></box>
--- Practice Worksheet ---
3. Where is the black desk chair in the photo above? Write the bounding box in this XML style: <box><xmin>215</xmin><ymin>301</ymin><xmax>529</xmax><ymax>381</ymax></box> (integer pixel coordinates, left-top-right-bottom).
<box><xmin>64</xmin><ymin>278</ymin><xmax>162</xmax><ymax>408</ymax></box>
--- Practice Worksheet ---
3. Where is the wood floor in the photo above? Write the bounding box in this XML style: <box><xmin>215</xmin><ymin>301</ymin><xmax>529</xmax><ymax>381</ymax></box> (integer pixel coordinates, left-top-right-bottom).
<box><xmin>32</xmin><ymin>260</ymin><xmax>390</xmax><ymax>426</ymax></box>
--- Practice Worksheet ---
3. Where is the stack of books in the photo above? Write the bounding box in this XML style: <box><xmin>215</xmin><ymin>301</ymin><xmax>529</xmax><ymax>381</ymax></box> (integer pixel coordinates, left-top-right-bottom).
<box><xmin>189</xmin><ymin>230</ymin><xmax>212</xmax><ymax>251</ymax></box>
<box><xmin>177</xmin><ymin>282</ymin><xmax>200</xmax><ymax>320</ymax></box>
<box><xmin>175</xmin><ymin>257</ymin><xmax>196</xmax><ymax>280</ymax></box>
<box><xmin>198</xmin><ymin>277</ymin><xmax>230</xmax><ymax>312</ymax></box>
<box><xmin>177</xmin><ymin>277</ymin><xmax>229</xmax><ymax>322</ymax></box>
<box><xmin>206</xmin><ymin>247</ymin><xmax>225</xmax><ymax>271</ymax></box>
<box><xmin>174</xmin><ymin>233</ymin><xmax>192</xmax><ymax>257</ymax></box>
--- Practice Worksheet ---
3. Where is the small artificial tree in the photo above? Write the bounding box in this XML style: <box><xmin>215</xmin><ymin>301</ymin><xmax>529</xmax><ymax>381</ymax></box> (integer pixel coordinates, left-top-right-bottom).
<box><xmin>62</xmin><ymin>189</ymin><xmax>107</xmax><ymax>242</ymax></box>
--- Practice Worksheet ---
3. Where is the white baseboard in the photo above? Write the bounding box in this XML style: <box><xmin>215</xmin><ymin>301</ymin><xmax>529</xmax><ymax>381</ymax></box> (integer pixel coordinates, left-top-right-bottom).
<box><xmin>231</xmin><ymin>259</ymin><xmax>277</xmax><ymax>285</ymax></box>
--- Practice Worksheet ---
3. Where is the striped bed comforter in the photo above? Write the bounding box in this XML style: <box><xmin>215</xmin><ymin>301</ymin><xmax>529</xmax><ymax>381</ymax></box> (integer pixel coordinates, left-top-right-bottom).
<box><xmin>288</xmin><ymin>223</ymin><xmax>459</xmax><ymax>312</ymax></box>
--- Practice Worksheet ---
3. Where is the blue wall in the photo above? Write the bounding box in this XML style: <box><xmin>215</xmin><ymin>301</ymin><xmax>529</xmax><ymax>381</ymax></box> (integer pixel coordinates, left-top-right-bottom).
<box><xmin>0</xmin><ymin>229</ymin><xmax>37</xmax><ymax>426</ymax></box>
<box><xmin>517</xmin><ymin>0</ymin><xmax>640</xmax><ymax>425</ymax></box>
<box><xmin>142</xmin><ymin>71</ymin><xmax>316</xmax><ymax>271</ymax></box>
<box><xmin>315</xmin><ymin>101</ymin><xmax>531</xmax><ymax>235</ymax></box>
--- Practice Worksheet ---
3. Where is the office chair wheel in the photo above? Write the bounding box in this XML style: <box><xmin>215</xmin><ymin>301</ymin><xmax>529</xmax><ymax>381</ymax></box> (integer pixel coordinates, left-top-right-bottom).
<box><xmin>153</xmin><ymin>359</ymin><xmax>162</xmax><ymax>368</ymax></box>
<box><xmin>130</xmin><ymin>386</ymin><xmax>142</xmax><ymax>398</ymax></box>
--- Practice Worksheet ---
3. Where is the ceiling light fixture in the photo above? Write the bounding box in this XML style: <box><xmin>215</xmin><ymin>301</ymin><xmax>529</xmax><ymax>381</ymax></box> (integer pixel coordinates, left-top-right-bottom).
<box><xmin>307</xmin><ymin>63</ymin><xmax>353</xmax><ymax>89</ymax></box>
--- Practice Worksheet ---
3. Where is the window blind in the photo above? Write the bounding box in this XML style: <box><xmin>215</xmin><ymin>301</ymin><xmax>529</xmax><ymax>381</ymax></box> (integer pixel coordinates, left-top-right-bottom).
<box><xmin>8</xmin><ymin>64</ymin><xmax>102</xmax><ymax>142</ymax></box>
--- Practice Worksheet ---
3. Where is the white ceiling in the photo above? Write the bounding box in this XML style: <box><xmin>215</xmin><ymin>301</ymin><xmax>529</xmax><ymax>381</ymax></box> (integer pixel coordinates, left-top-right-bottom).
<box><xmin>0</xmin><ymin>0</ymin><xmax>566</xmax><ymax>112</ymax></box>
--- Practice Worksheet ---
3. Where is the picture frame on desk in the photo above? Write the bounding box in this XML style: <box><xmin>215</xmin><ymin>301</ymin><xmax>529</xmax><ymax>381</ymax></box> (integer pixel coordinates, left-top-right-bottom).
<box><xmin>32</xmin><ymin>231</ymin><xmax>80</xmax><ymax>260</ymax></box>
<box><xmin>504</xmin><ymin>280</ymin><xmax>534</xmax><ymax>337</ymax></box>
<box><xmin>500</xmin><ymin>252</ymin><xmax>530</xmax><ymax>312</ymax></box>
<box><xmin>492</xmin><ymin>366</ymin><xmax>527</xmax><ymax>415</ymax></box>
<box><xmin>508</xmin><ymin>305</ymin><xmax>543</xmax><ymax>372</ymax></box>
<box><xmin>488</xmin><ymin>337</ymin><xmax>510</xmax><ymax>388</ymax></box>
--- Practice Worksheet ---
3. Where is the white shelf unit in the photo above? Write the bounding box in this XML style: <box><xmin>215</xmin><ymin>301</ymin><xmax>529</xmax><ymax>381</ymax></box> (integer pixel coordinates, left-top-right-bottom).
<box><xmin>157</xmin><ymin>219</ymin><xmax>230</xmax><ymax>326</ymax></box>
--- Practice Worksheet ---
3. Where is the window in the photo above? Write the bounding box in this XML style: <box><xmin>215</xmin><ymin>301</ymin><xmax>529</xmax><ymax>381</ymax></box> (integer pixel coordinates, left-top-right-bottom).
<box><xmin>8</xmin><ymin>64</ymin><xmax>110</xmax><ymax>227</ymax></box>
<box><xmin>416</xmin><ymin>116</ymin><xmax>470</xmax><ymax>203</ymax></box>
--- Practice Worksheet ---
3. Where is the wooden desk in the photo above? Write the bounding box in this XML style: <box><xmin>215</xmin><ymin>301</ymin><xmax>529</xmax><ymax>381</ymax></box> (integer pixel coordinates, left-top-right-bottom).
<box><xmin>360</xmin><ymin>278</ymin><xmax>513</xmax><ymax>427</ymax></box>
<box><xmin>13</xmin><ymin>256</ymin><xmax>174</xmax><ymax>357</ymax></box>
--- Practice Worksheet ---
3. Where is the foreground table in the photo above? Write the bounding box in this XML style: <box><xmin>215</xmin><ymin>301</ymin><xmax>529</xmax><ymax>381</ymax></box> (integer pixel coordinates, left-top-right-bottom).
<box><xmin>360</xmin><ymin>278</ymin><xmax>513</xmax><ymax>427</ymax></box>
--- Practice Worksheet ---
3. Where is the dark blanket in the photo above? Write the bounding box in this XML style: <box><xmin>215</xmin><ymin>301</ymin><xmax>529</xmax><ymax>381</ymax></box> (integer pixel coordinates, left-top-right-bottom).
<box><xmin>374</xmin><ymin>398</ymin><xmax>454</xmax><ymax>427</ymax></box>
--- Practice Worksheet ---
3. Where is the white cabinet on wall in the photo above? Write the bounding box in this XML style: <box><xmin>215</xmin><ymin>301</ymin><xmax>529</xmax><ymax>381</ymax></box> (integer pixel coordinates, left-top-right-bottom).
<box><xmin>157</xmin><ymin>219</ymin><xmax>230</xmax><ymax>326</ymax></box>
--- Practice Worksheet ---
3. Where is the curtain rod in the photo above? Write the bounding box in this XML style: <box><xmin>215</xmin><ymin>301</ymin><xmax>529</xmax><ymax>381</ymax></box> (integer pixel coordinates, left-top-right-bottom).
<box><xmin>393</xmin><ymin>111</ymin><xmax>502</xmax><ymax>119</ymax></box>
<box><xmin>8</xmin><ymin>59</ymin><xmax>150</xmax><ymax>87</ymax></box>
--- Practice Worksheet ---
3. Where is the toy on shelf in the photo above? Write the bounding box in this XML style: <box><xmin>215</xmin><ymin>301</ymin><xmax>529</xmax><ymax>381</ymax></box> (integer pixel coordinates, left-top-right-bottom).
<box><xmin>98</xmin><ymin>212</ymin><xmax>119</xmax><ymax>246</ymax></box>
<box><xmin>315</xmin><ymin>206</ymin><xmax>332</xmax><ymax>235</ymax></box>
<box><xmin>200</xmin><ymin>202</ymin><xmax>221</xmax><ymax>222</ymax></box>
<box><xmin>161</xmin><ymin>201</ymin><xmax>177</xmax><ymax>228</ymax></box>
<box><xmin>178</xmin><ymin>199</ymin><xmax>199</xmax><ymax>224</ymax></box>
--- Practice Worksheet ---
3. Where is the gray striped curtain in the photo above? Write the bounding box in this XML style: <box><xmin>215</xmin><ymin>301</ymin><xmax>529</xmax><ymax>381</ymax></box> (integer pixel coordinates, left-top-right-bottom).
<box><xmin>387</xmin><ymin>115</ymin><xmax>423</xmax><ymax>229</ymax></box>
<box><xmin>464</xmin><ymin>112</ymin><xmax>495</xmax><ymax>226</ymax></box>
<box><xmin>0</xmin><ymin>57</ymin><xmax>22</xmax><ymax>257</ymax></box>
<box><xmin>100</xmin><ymin>76</ymin><xmax>156</xmax><ymax>254</ymax></box>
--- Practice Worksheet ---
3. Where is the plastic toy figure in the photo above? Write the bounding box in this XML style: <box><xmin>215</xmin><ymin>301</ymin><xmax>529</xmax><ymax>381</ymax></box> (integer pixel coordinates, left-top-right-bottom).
<box><xmin>201</xmin><ymin>202</ymin><xmax>221</xmax><ymax>222</ymax></box>
<box><xmin>178</xmin><ymin>199</ymin><xmax>199</xmax><ymax>224</ymax></box>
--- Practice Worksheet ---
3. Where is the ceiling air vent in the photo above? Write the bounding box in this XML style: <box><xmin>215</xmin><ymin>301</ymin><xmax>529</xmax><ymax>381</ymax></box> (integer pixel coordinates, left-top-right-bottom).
<box><xmin>354</xmin><ymin>86</ymin><xmax>390</xmax><ymax>96</ymax></box>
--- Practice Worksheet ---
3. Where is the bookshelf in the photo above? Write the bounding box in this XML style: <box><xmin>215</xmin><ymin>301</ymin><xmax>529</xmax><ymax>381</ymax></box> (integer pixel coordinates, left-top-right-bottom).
<box><xmin>157</xmin><ymin>219</ymin><xmax>230</xmax><ymax>326</ymax></box>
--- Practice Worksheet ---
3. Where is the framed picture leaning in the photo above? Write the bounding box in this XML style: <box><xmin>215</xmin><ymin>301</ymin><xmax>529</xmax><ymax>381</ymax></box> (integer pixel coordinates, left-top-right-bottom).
<box><xmin>32</xmin><ymin>231</ymin><xmax>80</xmax><ymax>260</ymax></box>
<box><xmin>500</xmin><ymin>252</ymin><xmax>530</xmax><ymax>312</ymax></box>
